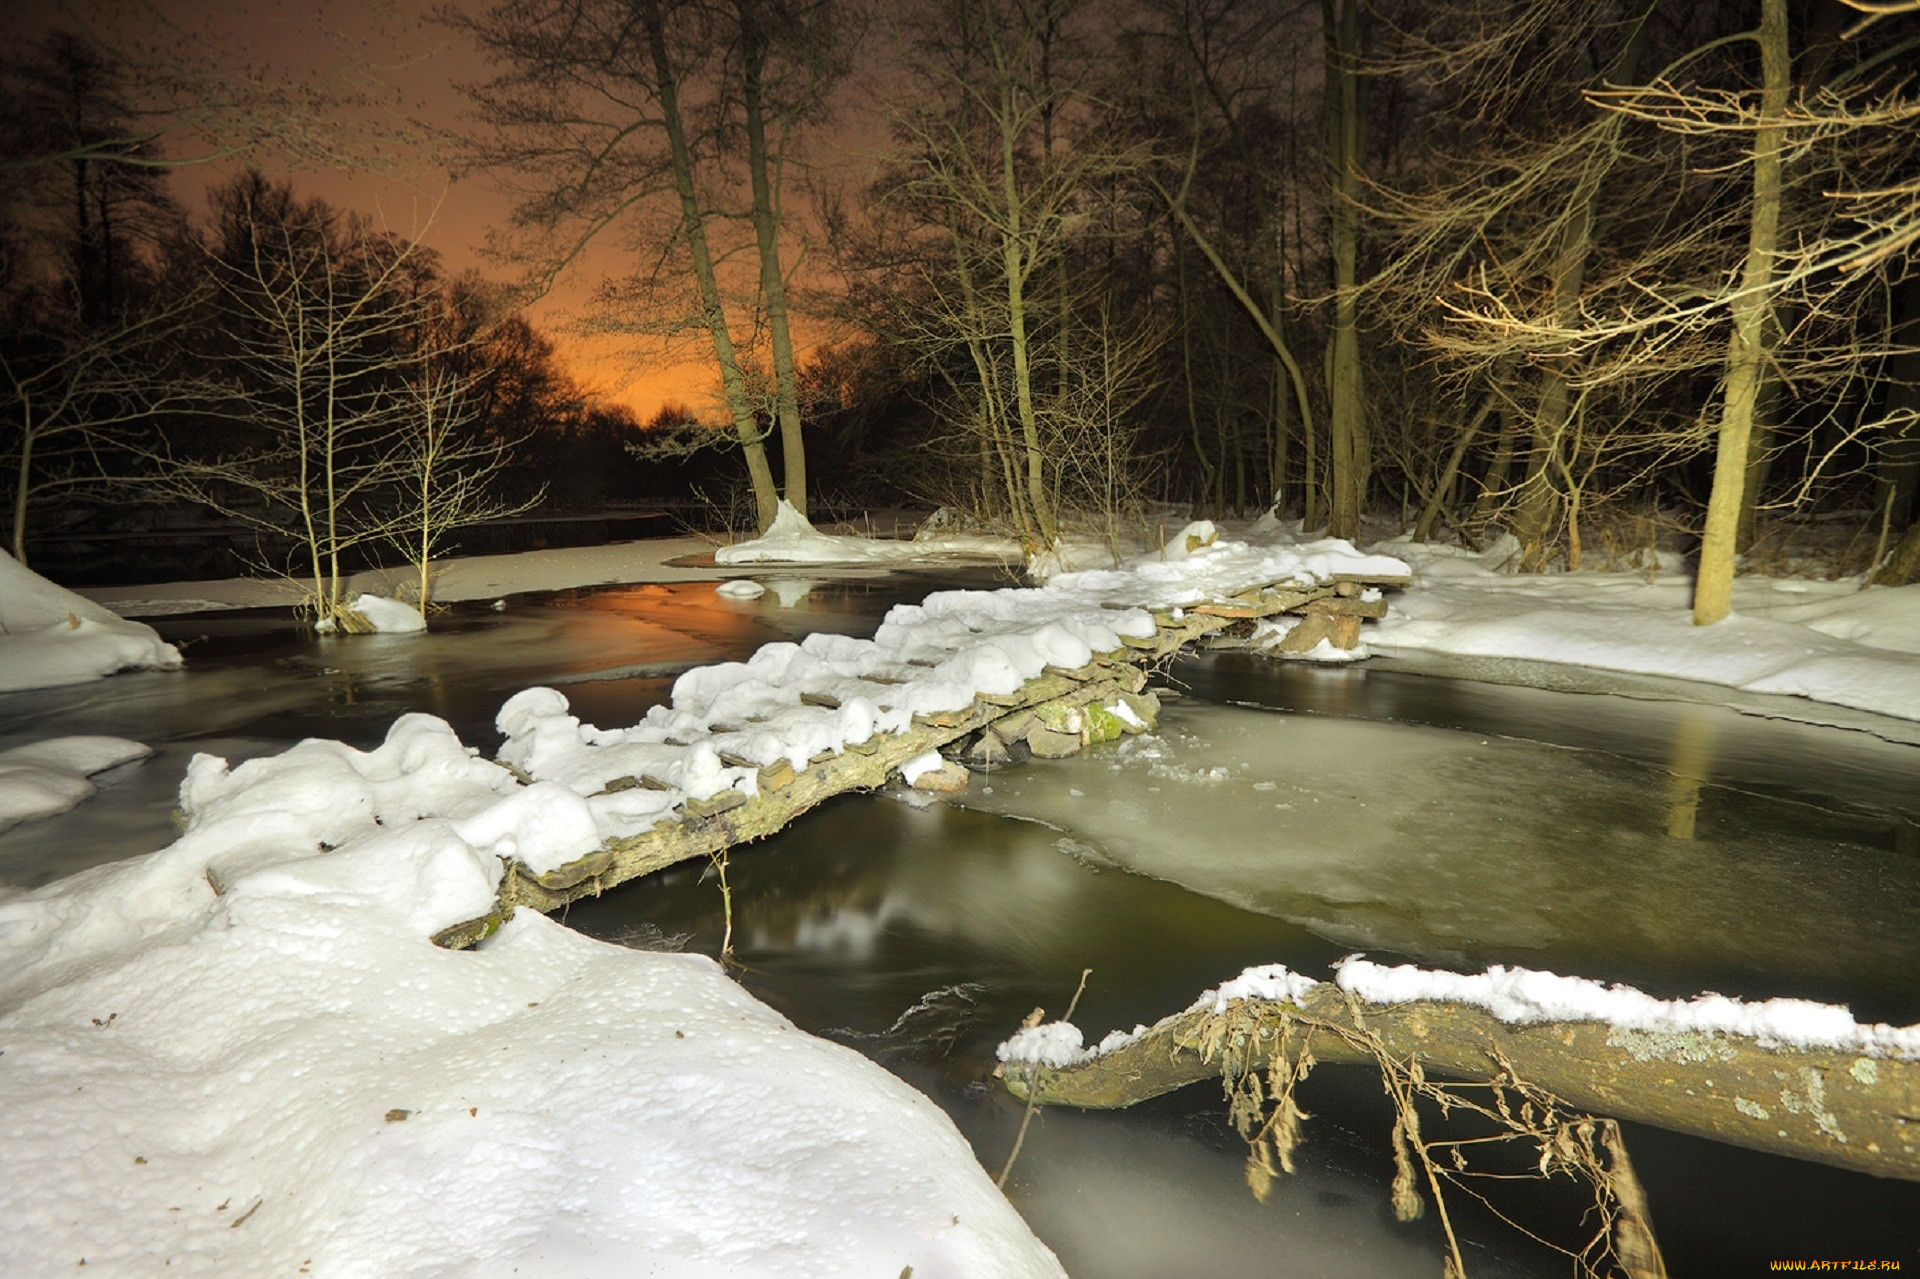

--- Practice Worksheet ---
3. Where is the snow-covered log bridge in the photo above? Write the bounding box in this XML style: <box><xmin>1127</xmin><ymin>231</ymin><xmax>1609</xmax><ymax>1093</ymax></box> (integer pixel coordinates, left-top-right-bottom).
<box><xmin>434</xmin><ymin>535</ymin><xmax>1411</xmax><ymax>949</ymax></box>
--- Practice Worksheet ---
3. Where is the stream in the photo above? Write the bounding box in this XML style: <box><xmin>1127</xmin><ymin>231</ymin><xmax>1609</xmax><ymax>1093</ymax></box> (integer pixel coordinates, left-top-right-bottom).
<box><xmin>4</xmin><ymin>567</ymin><xmax>1917</xmax><ymax>1275</ymax></box>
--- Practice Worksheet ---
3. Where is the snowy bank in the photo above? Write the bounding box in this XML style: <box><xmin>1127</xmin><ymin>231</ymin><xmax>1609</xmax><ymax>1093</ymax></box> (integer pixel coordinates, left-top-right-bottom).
<box><xmin>0</xmin><ymin>713</ymin><xmax>1066</xmax><ymax>1278</ymax></box>
<box><xmin>1370</xmin><ymin>536</ymin><xmax>1920</xmax><ymax>722</ymax></box>
<box><xmin>0</xmin><ymin>552</ymin><xmax>181</xmax><ymax>692</ymax></box>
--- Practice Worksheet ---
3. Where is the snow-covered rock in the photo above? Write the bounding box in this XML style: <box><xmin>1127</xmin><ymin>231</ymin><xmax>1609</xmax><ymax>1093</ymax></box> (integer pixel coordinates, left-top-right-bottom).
<box><xmin>316</xmin><ymin>593</ymin><xmax>428</xmax><ymax>634</ymax></box>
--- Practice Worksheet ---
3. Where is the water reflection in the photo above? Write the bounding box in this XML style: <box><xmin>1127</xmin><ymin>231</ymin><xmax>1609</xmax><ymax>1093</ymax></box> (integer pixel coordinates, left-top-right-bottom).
<box><xmin>564</xmin><ymin>798</ymin><xmax>1554</xmax><ymax>1277</ymax></box>
<box><xmin>1662</xmin><ymin>711</ymin><xmax>1715</xmax><ymax>841</ymax></box>
<box><xmin>955</xmin><ymin>700</ymin><xmax>1920</xmax><ymax>1021</ymax></box>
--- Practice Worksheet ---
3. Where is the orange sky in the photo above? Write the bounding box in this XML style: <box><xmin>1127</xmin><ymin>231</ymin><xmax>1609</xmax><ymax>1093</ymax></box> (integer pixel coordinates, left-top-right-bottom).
<box><xmin>13</xmin><ymin>0</ymin><xmax>853</xmax><ymax>424</ymax></box>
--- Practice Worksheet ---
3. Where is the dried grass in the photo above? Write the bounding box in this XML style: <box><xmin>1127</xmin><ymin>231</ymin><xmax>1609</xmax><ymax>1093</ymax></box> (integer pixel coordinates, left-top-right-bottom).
<box><xmin>1181</xmin><ymin>1003</ymin><xmax>1667</xmax><ymax>1279</ymax></box>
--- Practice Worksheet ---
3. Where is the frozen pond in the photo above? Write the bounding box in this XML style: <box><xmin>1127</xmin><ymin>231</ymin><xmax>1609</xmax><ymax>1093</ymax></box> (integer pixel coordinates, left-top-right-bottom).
<box><xmin>4</xmin><ymin>572</ymin><xmax>1917</xmax><ymax>1274</ymax></box>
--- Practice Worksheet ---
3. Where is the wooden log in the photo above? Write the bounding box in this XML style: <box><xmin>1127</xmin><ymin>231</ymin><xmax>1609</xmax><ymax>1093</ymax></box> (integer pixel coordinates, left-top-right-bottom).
<box><xmin>1277</xmin><ymin>611</ymin><xmax>1362</xmax><ymax>651</ymax></box>
<box><xmin>1189</xmin><ymin>586</ymin><xmax>1327</xmax><ymax>618</ymax></box>
<box><xmin>995</xmin><ymin>983</ymin><xmax>1920</xmax><ymax>1183</ymax></box>
<box><xmin>434</xmin><ymin>666</ymin><xmax>1138</xmax><ymax>948</ymax></box>
<box><xmin>1301</xmin><ymin>594</ymin><xmax>1388</xmax><ymax>619</ymax></box>
<box><xmin>434</xmin><ymin>572</ymin><xmax>1403</xmax><ymax>949</ymax></box>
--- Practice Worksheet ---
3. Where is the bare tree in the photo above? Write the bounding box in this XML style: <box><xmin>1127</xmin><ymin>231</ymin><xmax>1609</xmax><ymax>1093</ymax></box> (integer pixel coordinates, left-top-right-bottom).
<box><xmin>450</xmin><ymin>0</ymin><xmax>856</xmax><ymax>532</ymax></box>
<box><xmin>873</xmin><ymin>0</ymin><xmax>1159</xmax><ymax>550</ymax></box>
<box><xmin>162</xmin><ymin>180</ymin><xmax>529</xmax><ymax>627</ymax></box>
<box><xmin>0</xmin><ymin>287</ymin><xmax>205</xmax><ymax>563</ymax></box>
<box><xmin>383</xmin><ymin>361</ymin><xmax>541</xmax><ymax>612</ymax></box>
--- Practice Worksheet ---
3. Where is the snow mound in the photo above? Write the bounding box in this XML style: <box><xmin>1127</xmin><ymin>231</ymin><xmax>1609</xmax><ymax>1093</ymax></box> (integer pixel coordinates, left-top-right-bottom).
<box><xmin>0</xmin><ymin>551</ymin><xmax>182</xmax><ymax>691</ymax></box>
<box><xmin>716</xmin><ymin>499</ymin><xmax>1019</xmax><ymax>565</ymax></box>
<box><xmin>0</xmin><ymin>736</ymin><xmax>151</xmax><ymax>834</ymax></box>
<box><xmin>316</xmin><ymin>593</ymin><xmax>427</xmax><ymax>634</ymax></box>
<box><xmin>0</xmin><ymin>711</ymin><xmax>1066</xmax><ymax>1278</ymax></box>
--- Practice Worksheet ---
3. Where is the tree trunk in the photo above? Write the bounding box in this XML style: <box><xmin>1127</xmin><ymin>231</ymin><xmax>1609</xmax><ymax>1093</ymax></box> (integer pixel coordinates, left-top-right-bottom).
<box><xmin>738</xmin><ymin>0</ymin><xmax>807</xmax><ymax>520</ymax></box>
<box><xmin>1000</xmin><ymin>78</ymin><xmax>1055</xmax><ymax>546</ymax></box>
<box><xmin>1874</xmin><ymin>276</ymin><xmax>1920</xmax><ymax>545</ymax></box>
<box><xmin>10</xmin><ymin>409</ymin><xmax>33</xmax><ymax>564</ymax></box>
<box><xmin>997</xmin><ymin>981</ymin><xmax>1920</xmax><ymax>1183</ymax></box>
<box><xmin>1413</xmin><ymin>391</ymin><xmax>1493</xmax><ymax>542</ymax></box>
<box><xmin>1872</xmin><ymin>514</ymin><xmax>1920</xmax><ymax>586</ymax></box>
<box><xmin>1694</xmin><ymin>0</ymin><xmax>1788</xmax><ymax>626</ymax></box>
<box><xmin>1163</xmin><ymin>196</ymin><xmax>1316</xmax><ymax>525</ymax></box>
<box><xmin>641</xmin><ymin>0</ymin><xmax>779</xmax><ymax>533</ymax></box>
<box><xmin>1322</xmin><ymin>0</ymin><xmax>1367</xmax><ymax>542</ymax></box>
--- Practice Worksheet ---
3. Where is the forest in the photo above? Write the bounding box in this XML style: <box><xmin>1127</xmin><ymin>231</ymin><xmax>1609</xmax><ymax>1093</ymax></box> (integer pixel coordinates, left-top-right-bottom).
<box><xmin>2</xmin><ymin>0</ymin><xmax>1916</xmax><ymax>626</ymax></box>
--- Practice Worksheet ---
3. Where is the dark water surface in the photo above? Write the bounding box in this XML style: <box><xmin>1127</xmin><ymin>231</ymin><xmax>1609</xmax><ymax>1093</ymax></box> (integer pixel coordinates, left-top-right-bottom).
<box><xmin>3</xmin><ymin>568</ymin><xmax>1916</xmax><ymax>1275</ymax></box>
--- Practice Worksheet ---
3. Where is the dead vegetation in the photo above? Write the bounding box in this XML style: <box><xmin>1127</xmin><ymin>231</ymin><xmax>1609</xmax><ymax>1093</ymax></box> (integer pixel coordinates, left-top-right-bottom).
<box><xmin>1194</xmin><ymin>1000</ymin><xmax>1666</xmax><ymax>1279</ymax></box>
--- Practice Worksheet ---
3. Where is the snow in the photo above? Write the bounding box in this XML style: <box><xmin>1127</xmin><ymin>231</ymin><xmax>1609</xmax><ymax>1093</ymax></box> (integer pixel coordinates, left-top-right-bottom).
<box><xmin>1333</xmin><ymin>957</ymin><xmax>1920</xmax><ymax>1059</ymax></box>
<box><xmin>0</xmin><ymin>551</ymin><xmax>180</xmax><ymax>691</ymax></box>
<box><xmin>0</xmin><ymin>711</ymin><xmax>1066</xmax><ymax>1278</ymax></box>
<box><xmin>1369</xmin><ymin>535</ymin><xmax>1920</xmax><ymax>721</ymax></box>
<box><xmin>340</xmin><ymin>592</ymin><xmax>428</xmax><ymax>633</ymax></box>
<box><xmin>0</xmin><ymin>736</ymin><xmax>151</xmax><ymax>834</ymax></box>
<box><xmin>9</xmin><ymin>507</ymin><xmax>1920</xmax><ymax>1271</ymax></box>
<box><xmin>1205</xmin><ymin>962</ymin><xmax>1323</xmax><ymax>1011</ymax></box>
<box><xmin>717</xmin><ymin>499</ymin><xmax>1018</xmax><ymax>566</ymax></box>
<box><xmin>998</xmin><ymin>963</ymin><xmax>1325</xmax><ymax>1070</ymax></box>
<box><xmin>1000</xmin><ymin>958</ymin><xmax>1920</xmax><ymax>1072</ymax></box>
<box><xmin>901</xmin><ymin>748</ymin><xmax>947</xmax><ymax>784</ymax></box>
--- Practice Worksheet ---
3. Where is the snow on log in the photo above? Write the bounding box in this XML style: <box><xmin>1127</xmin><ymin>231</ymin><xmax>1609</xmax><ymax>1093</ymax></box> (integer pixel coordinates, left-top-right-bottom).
<box><xmin>993</xmin><ymin>963</ymin><xmax>1920</xmax><ymax>1182</ymax></box>
<box><xmin>436</xmin><ymin>544</ymin><xmax>1410</xmax><ymax>949</ymax></box>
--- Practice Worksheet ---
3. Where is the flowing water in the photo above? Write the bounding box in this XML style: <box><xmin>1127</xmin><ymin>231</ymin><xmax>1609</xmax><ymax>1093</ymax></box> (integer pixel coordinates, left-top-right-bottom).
<box><xmin>5</xmin><ymin>568</ymin><xmax>1917</xmax><ymax>1275</ymax></box>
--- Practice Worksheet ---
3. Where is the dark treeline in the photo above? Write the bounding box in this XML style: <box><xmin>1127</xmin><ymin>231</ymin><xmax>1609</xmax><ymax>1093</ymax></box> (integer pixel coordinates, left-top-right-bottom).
<box><xmin>4</xmin><ymin>0</ymin><xmax>1918</xmax><ymax>622</ymax></box>
<box><xmin>0</xmin><ymin>34</ymin><xmax>694</xmax><ymax>606</ymax></box>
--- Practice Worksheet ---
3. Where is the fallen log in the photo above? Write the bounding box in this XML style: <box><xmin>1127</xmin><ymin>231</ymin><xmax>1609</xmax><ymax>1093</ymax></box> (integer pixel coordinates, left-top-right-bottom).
<box><xmin>994</xmin><ymin>974</ymin><xmax>1920</xmax><ymax>1183</ymax></box>
<box><xmin>435</xmin><ymin>569</ymin><xmax>1404</xmax><ymax>949</ymax></box>
<box><xmin>435</xmin><ymin>667</ymin><xmax>1144</xmax><ymax>947</ymax></box>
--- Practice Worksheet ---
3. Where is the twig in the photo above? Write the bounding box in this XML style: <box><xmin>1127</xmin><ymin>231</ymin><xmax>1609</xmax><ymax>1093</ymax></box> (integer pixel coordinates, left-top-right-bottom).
<box><xmin>996</xmin><ymin>967</ymin><xmax>1092</xmax><ymax>1188</ymax></box>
